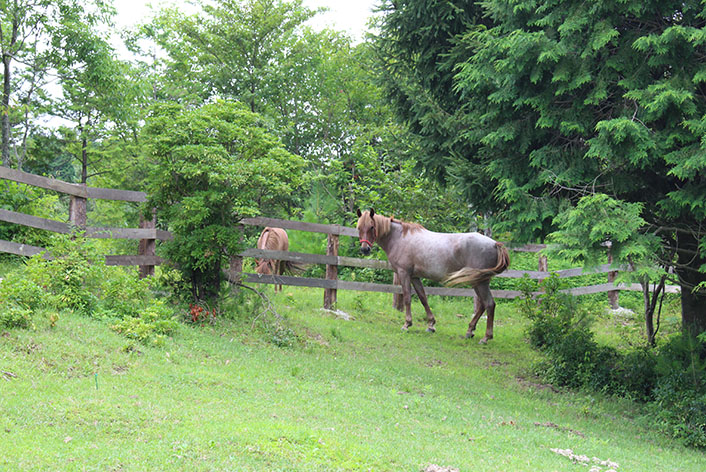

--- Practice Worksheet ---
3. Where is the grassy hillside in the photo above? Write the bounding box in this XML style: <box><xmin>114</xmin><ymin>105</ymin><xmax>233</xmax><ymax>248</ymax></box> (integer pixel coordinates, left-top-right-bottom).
<box><xmin>1</xmin><ymin>287</ymin><xmax>703</xmax><ymax>471</ymax></box>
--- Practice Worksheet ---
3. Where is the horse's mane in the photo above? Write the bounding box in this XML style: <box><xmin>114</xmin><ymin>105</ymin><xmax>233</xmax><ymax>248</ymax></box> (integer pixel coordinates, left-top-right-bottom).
<box><xmin>372</xmin><ymin>213</ymin><xmax>424</xmax><ymax>237</ymax></box>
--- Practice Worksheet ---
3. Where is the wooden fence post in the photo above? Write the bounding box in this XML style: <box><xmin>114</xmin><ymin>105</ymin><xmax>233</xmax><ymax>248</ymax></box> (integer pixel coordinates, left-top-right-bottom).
<box><xmin>68</xmin><ymin>185</ymin><xmax>87</xmax><ymax>229</ymax></box>
<box><xmin>138</xmin><ymin>209</ymin><xmax>156</xmax><ymax>278</ymax></box>
<box><xmin>227</xmin><ymin>255</ymin><xmax>243</xmax><ymax>289</ymax></box>
<box><xmin>607</xmin><ymin>244</ymin><xmax>619</xmax><ymax>309</ymax></box>
<box><xmin>538</xmin><ymin>254</ymin><xmax>548</xmax><ymax>273</ymax></box>
<box><xmin>324</xmin><ymin>233</ymin><xmax>339</xmax><ymax>309</ymax></box>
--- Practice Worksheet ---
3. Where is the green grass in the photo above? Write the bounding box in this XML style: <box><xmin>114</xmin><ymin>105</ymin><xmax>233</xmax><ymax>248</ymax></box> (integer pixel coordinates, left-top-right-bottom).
<box><xmin>1</xmin><ymin>287</ymin><xmax>704</xmax><ymax>471</ymax></box>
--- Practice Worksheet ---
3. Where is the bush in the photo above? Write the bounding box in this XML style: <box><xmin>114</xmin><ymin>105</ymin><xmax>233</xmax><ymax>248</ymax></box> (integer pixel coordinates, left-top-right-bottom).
<box><xmin>0</xmin><ymin>235</ymin><xmax>181</xmax><ymax>347</ymax></box>
<box><xmin>648</xmin><ymin>334</ymin><xmax>706</xmax><ymax>448</ymax></box>
<box><xmin>0</xmin><ymin>306</ymin><xmax>33</xmax><ymax>329</ymax></box>
<box><xmin>520</xmin><ymin>274</ymin><xmax>706</xmax><ymax>449</ymax></box>
<box><xmin>110</xmin><ymin>300</ymin><xmax>179</xmax><ymax>346</ymax></box>
<box><xmin>144</xmin><ymin>100</ymin><xmax>306</xmax><ymax>302</ymax></box>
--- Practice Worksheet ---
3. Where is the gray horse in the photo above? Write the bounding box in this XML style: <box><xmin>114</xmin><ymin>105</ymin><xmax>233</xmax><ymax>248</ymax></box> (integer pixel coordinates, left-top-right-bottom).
<box><xmin>356</xmin><ymin>209</ymin><xmax>509</xmax><ymax>343</ymax></box>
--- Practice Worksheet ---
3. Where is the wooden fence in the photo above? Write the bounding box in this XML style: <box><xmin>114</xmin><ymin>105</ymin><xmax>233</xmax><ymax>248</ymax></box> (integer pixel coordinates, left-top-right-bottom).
<box><xmin>230</xmin><ymin>217</ymin><xmax>679</xmax><ymax>309</ymax></box>
<box><xmin>0</xmin><ymin>166</ymin><xmax>170</xmax><ymax>277</ymax></box>
<box><xmin>0</xmin><ymin>166</ymin><xmax>678</xmax><ymax>307</ymax></box>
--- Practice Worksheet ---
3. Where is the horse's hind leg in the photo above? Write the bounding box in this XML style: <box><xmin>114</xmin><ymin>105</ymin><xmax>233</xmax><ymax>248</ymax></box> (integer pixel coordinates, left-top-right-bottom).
<box><xmin>471</xmin><ymin>283</ymin><xmax>495</xmax><ymax>344</ymax></box>
<box><xmin>274</xmin><ymin>260</ymin><xmax>282</xmax><ymax>292</ymax></box>
<box><xmin>465</xmin><ymin>295</ymin><xmax>485</xmax><ymax>340</ymax></box>
<box><xmin>411</xmin><ymin>277</ymin><xmax>435</xmax><ymax>333</ymax></box>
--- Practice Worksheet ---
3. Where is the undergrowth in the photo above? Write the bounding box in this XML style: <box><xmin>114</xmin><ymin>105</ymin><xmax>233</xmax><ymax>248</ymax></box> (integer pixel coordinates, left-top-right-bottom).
<box><xmin>519</xmin><ymin>273</ymin><xmax>706</xmax><ymax>448</ymax></box>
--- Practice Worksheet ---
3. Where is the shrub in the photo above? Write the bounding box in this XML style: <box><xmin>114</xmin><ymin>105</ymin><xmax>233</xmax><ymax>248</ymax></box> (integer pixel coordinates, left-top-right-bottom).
<box><xmin>99</xmin><ymin>268</ymin><xmax>154</xmax><ymax>319</ymax></box>
<box><xmin>144</xmin><ymin>100</ymin><xmax>306</xmax><ymax>302</ymax></box>
<box><xmin>0</xmin><ymin>269</ymin><xmax>50</xmax><ymax>311</ymax></box>
<box><xmin>0</xmin><ymin>306</ymin><xmax>33</xmax><ymax>329</ymax></box>
<box><xmin>110</xmin><ymin>300</ymin><xmax>179</xmax><ymax>346</ymax></box>
<box><xmin>520</xmin><ymin>274</ymin><xmax>706</xmax><ymax>449</ymax></box>
<box><xmin>648</xmin><ymin>334</ymin><xmax>706</xmax><ymax>447</ymax></box>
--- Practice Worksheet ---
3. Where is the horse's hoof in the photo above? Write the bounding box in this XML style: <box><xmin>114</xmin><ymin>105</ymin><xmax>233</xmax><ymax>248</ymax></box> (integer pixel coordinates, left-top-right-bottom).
<box><xmin>463</xmin><ymin>332</ymin><xmax>474</xmax><ymax>340</ymax></box>
<box><xmin>479</xmin><ymin>337</ymin><xmax>491</xmax><ymax>344</ymax></box>
<box><xmin>426</xmin><ymin>327</ymin><xmax>436</xmax><ymax>333</ymax></box>
<box><xmin>402</xmin><ymin>324</ymin><xmax>411</xmax><ymax>331</ymax></box>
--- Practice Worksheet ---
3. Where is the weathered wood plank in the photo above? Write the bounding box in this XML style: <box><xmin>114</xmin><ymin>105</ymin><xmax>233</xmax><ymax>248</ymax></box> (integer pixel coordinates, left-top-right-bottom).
<box><xmin>86</xmin><ymin>187</ymin><xmax>147</xmax><ymax>202</ymax></box>
<box><xmin>240</xmin><ymin>248</ymin><xmax>334</xmax><ymax>265</ymax></box>
<box><xmin>324</xmin><ymin>233</ymin><xmax>339</xmax><ymax>309</ymax></box>
<box><xmin>337</xmin><ymin>256</ymin><xmax>391</xmax><ymax>270</ymax></box>
<box><xmin>105</xmin><ymin>255</ymin><xmax>164</xmax><ymax>266</ymax></box>
<box><xmin>240</xmin><ymin>217</ymin><xmax>358</xmax><ymax>237</ymax></box>
<box><xmin>497</xmin><ymin>264</ymin><xmax>625</xmax><ymax>280</ymax></box>
<box><xmin>0</xmin><ymin>166</ymin><xmax>87</xmax><ymax>197</ymax></box>
<box><xmin>0</xmin><ymin>165</ymin><xmax>148</xmax><ymax>202</ymax></box>
<box><xmin>241</xmin><ymin>248</ymin><xmax>626</xmax><ymax>279</ymax></box>
<box><xmin>156</xmin><ymin>229</ymin><xmax>173</xmax><ymax>241</ymax></box>
<box><xmin>0</xmin><ymin>209</ymin><xmax>71</xmax><ymax>233</ymax></box>
<box><xmin>241</xmin><ymin>273</ymin><xmax>525</xmax><ymax>299</ymax></box>
<box><xmin>507</xmin><ymin>243</ymin><xmax>547</xmax><ymax>253</ymax></box>
<box><xmin>0</xmin><ymin>239</ymin><xmax>49</xmax><ymax>258</ymax></box>
<box><xmin>239</xmin><ymin>248</ymin><xmax>393</xmax><ymax>270</ymax></box>
<box><xmin>86</xmin><ymin>227</ymin><xmax>162</xmax><ymax>240</ymax></box>
<box><xmin>497</xmin><ymin>269</ymin><xmax>547</xmax><ymax>279</ymax></box>
<box><xmin>241</xmin><ymin>273</ymin><xmax>337</xmax><ymax>289</ymax></box>
<box><xmin>564</xmin><ymin>283</ymin><xmax>680</xmax><ymax>295</ymax></box>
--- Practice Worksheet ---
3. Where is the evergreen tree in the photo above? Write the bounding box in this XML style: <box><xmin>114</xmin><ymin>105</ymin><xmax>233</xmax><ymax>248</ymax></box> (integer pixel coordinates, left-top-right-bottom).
<box><xmin>376</xmin><ymin>0</ymin><xmax>706</xmax><ymax>334</ymax></box>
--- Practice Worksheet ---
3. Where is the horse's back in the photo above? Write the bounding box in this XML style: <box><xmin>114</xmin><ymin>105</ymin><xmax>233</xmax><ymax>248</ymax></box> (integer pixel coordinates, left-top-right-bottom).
<box><xmin>258</xmin><ymin>227</ymin><xmax>289</xmax><ymax>251</ymax></box>
<box><xmin>400</xmin><ymin>230</ymin><xmax>499</xmax><ymax>280</ymax></box>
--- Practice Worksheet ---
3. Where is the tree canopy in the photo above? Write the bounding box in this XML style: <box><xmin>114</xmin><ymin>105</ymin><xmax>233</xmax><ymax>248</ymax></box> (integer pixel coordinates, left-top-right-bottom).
<box><xmin>375</xmin><ymin>0</ymin><xmax>706</xmax><ymax>335</ymax></box>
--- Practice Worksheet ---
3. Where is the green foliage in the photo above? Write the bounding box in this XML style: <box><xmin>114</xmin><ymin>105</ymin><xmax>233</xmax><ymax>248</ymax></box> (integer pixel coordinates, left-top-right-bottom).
<box><xmin>549</xmin><ymin>194</ymin><xmax>655</xmax><ymax>265</ymax></box>
<box><xmin>45</xmin><ymin>234</ymin><xmax>102</xmax><ymax>313</ymax></box>
<box><xmin>110</xmin><ymin>300</ymin><xmax>179</xmax><ymax>347</ymax></box>
<box><xmin>0</xmin><ymin>306</ymin><xmax>33</xmax><ymax>329</ymax></box>
<box><xmin>144</xmin><ymin>100</ymin><xmax>306</xmax><ymax>301</ymax></box>
<box><xmin>0</xmin><ymin>264</ymin><xmax>50</xmax><ymax>313</ymax></box>
<box><xmin>520</xmin><ymin>275</ymin><xmax>706</xmax><ymax>447</ymax></box>
<box><xmin>376</xmin><ymin>0</ymin><xmax>706</xmax><ymax>332</ymax></box>
<box><xmin>649</xmin><ymin>334</ymin><xmax>706</xmax><ymax>448</ymax></box>
<box><xmin>518</xmin><ymin>273</ymin><xmax>608</xmax><ymax>389</ymax></box>
<box><xmin>0</xmin><ymin>181</ymin><xmax>62</xmax><ymax>247</ymax></box>
<box><xmin>0</xmin><ymin>235</ymin><xmax>181</xmax><ymax>349</ymax></box>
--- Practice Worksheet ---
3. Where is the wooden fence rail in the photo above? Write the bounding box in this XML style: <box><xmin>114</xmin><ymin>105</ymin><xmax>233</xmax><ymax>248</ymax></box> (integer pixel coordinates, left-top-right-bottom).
<box><xmin>0</xmin><ymin>166</ymin><xmax>166</xmax><ymax>276</ymax></box>
<box><xmin>233</xmin><ymin>217</ymin><xmax>680</xmax><ymax>309</ymax></box>
<box><xmin>1</xmin><ymin>166</ymin><xmax>679</xmax><ymax>307</ymax></box>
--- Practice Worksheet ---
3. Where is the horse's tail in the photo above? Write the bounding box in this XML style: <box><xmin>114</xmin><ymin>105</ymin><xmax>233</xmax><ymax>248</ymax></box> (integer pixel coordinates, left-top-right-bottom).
<box><xmin>443</xmin><ymin>242</ymin><xmax>510</xmax><ymax>287</ymax></box>
<box><xmin>280</xmin><ymin>260</ymin><xmax>306</xmax><ymax>275</ymax></box>
<box><xmin>255</xmin><ymin>228</ymin><xmax>272</xmax><ymax>275</ymax></box>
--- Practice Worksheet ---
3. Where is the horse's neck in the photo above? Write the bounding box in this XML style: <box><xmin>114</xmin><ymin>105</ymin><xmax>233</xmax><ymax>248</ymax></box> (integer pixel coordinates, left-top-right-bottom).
<box><xmin>378</xmin><ymin>221</ymin><xmax>405</xmax><ymax>254</ymax></box>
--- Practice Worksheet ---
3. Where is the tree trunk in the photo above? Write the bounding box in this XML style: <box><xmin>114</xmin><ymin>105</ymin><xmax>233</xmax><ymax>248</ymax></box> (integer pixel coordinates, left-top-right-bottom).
<box><xmin>675</xmin><ymin>232</ymin><xmax>706</xmax><ymax>336</ymax></box>
<box><xmin>2</xmin><ymin>54</ymin><xmax>11</xmax><ymax>166</ymax></box>
<box><xmin>679</xmin><ymin>268</ymin><xmax>706</xmax><ymax>336</ymax></box>
<box><xmin>81</xmin><ymin>134</ymin><xmax>89</xmax><ymax>183</ymax></box>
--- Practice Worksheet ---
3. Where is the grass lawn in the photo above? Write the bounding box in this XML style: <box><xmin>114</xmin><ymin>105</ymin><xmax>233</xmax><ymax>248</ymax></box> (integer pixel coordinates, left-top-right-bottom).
<box><xmin>1</xmin><ymin>286</ymin><xmax>704</xmax><ymax>471</ymax></box>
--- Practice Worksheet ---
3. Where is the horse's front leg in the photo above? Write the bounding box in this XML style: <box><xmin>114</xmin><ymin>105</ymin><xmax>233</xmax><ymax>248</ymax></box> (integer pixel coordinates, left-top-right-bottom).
<box><xmin>398</xmin><ymin>271</ymin><xmax>413</xmax><ymax>330</ymax></box>
<box><xmin>411</xmin><ymin>278</ymin><xmax>435</xmax><ymax>333</ymax></box>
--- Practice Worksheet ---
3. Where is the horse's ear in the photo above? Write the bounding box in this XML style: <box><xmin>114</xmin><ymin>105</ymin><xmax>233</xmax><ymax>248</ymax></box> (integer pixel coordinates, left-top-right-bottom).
<box><xmin>369</xmin><ymin>208</ymin><xmax>375</xmax><ymax>218</ymax></box>
<box><xmin>356</xmin><ymin>209</ymin><xmax>362</xmax><ymax>218</ymax></box>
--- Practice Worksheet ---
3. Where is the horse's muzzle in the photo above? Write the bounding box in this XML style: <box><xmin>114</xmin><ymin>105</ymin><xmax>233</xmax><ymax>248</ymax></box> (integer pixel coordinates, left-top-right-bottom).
<box><xmin>360</xmin><ymin>244</ymin><xmax>371</xmax><ymax>255</ymax></box>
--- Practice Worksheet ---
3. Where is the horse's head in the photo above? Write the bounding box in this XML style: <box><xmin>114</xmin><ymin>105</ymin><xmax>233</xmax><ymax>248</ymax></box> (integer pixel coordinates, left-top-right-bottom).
<box><xmin>255</xmin><ymin>259</ymin><xmax>273</xmax><ymax>275</ymax></box>
<box><xmin>356</xmin><ymin>208</ymin><xmax>376</xmax><ymax>255</ymax></box>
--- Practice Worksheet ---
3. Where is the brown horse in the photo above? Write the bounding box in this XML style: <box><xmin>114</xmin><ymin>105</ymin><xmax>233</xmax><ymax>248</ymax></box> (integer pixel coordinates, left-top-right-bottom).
<box><xmin>255</xmin><ymin>227</ymin><xmax>298</xmax><ymax>292</ymax></box>
<box><xmin>356</xmin><ymin>209</ymin><xmax>509</xmax><ymax>343</ymax></box>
